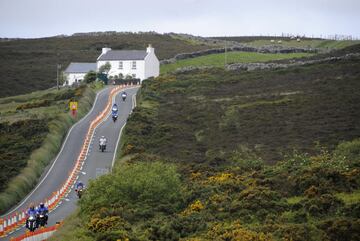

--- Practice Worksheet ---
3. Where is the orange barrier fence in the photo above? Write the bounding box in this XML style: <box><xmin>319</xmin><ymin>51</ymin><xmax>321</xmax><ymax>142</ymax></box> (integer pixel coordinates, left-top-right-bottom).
<box><xmin>1</xmin><ymin>84</ymin><xmax>139</xmax><ymax>239</ymax></box>
<box><xmin>10</xmin><ymin>223</ymin><xmax>61</xmax><ymax>241</ymax></box>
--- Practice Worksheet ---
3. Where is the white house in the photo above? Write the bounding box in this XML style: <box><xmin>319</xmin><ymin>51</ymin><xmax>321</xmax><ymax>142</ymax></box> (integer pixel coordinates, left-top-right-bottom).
<box><xmin>63</xmin><ymin>62</ymin><xmax>97</xmax><ymax>86</ymax></box>
<box><xmin>64</xmin><ymin>45</ymin><xmax>159</xmax><ymax>86</ymax></box>
<box><xmin>96</xmin><ymin>44</ymin><xmax>160</xmax><ymax>81</ymax></box>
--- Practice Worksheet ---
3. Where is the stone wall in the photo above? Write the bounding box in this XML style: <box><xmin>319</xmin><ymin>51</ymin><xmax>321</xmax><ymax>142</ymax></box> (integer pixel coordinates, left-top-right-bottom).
<box><xmin>160</xmin><ymin>45</ymin><xmax>319</xmax><ymax>65</ymax></box>
<box><xmin>173</xmin><ymin>53</ymin><xmax>360</xmax><ymax>74</ymax></box>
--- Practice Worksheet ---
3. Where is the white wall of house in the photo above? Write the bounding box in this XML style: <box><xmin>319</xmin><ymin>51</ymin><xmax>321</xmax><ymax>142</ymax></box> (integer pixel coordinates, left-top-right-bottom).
<box><xmin>96</xmin><ymin>45</ymin><xmax>159</xmax><ymax>82</ymax></box>
<box><xmin>65</xmin><ymin>73</ymin><xmax>86</xmax><ymax>86</ymax></box>
<box><xmin>144</xmin><ymin>46</ymin><xmax>160</xmax><ymax>80</ymax></box>
<box><xmin>97</xmin><ymin>60</ymin><xmax>145</xmax><ymax>80</ymax></box>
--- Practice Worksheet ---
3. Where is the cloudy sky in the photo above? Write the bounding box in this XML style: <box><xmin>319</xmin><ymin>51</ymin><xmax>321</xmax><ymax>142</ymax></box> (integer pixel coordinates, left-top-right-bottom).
<box><xmin>0</xmin><ymin>0</ymin><xmax>359</xmax><ymax>38</ymax></box>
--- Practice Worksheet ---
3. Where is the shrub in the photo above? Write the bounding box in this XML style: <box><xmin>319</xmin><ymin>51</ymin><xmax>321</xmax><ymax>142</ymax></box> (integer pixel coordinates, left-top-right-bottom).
<box><xmin>302</xmin><ymin>194</ymin><xmax>344</xmax><ymax>216</ymax></box>
<box><xmin>273</xmin><ymin>223</ymin><xmax>324</xmax><ymax>241</ymax></box>
<box><xmin>80</xmin><ymin>161</ymin><xmax>183</xmax><ymax>215</ymax></box>
<box><xmin>207</xmin><ymin>221</ymin><xmax>273</xmax><ymax>241</ymax></box>
<box><xmin>318</xmin><ymin>218</ymin><xmax>360</xmax><ymax>241</ymax></box>
<box><xmin>334</xmin><ymin>139</ymin><xmax>360</xmax><ymax>166</ymax></box>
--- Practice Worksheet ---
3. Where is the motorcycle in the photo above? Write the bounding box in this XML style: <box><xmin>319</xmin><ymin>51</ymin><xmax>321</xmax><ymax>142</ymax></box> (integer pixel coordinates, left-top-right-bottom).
<box><xmin>76</xmin><ymin>188</ymin><xmax>83</xmax><ymax>199</ymax></box>
<box><xmin>99</xmin><ymin>144</ymin><xmax>106</xmax><ymax>152</ymax></box>
<box><xmin>112</xmin><ymin>114</ymin><xmax>118</xmax><ymax>122</ymax></box>
<box><xmin>122</xmin><ymin>94</ymin><xmax>127</xmax><ymax>101</ymax></box>
<box><xmin>27</xmin><ymin>215</ymin><xmax>37</xmax><ymax>232</ymax></box>
<box><xmin>37</xmin><ymin>211</ymin><xmax>47</xmax><ymax>227</ymax></box>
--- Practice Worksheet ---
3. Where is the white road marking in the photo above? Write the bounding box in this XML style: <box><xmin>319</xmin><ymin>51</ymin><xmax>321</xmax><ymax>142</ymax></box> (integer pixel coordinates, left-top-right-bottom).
<box><xmin>112</xmin><ymin>90</ymin><xmax>138</xmax><ymax>168</ymax></box>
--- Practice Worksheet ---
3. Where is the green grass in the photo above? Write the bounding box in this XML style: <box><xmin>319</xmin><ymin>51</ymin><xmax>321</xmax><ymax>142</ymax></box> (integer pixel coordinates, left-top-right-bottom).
<box><xmin>160</xmin><ymin>51</ymin><xmax>314</xmax><ymax>74</ymax></box>
<box><xmin>287</xmin><ymin>196</ymin><xmax>305</xmax><ymax>204</ymax></box>
<box><xmin>336</xmin><ymin>190</ymin><xmax>360</xmax><ymax>205</ymax></box>
<box><xmin>246</xmin><ymin>39</ymin><xmax>360</xmax><ymax>50</ymax></box>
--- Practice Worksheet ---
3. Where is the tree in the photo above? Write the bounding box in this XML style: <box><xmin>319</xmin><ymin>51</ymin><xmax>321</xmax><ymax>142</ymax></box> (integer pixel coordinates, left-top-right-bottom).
<box><xmin>84</xmin><ymin>70</ymin><xmax>97</xmax><ymax>83</ymax></box>
<box><xmin>98</xmin><ymin>62</ymin><xmax>111</xmax><ymax>75</ymax></box>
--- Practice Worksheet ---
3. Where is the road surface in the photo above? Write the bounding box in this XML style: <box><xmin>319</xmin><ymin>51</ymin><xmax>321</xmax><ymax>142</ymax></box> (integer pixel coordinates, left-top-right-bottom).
<box><xmin>1</xmin><ymin>86</ymin><xmax>138</xmax><ymax>240</ymax></box>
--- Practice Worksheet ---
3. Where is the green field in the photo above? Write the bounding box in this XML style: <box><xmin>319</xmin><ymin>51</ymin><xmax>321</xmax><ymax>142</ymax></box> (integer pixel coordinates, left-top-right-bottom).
<box><xmin>245</xmin><ymin>39</ymin><xmax>360</xmax><ymax>50</ymax></box>
<box><xmin>213</xmin><ymin>36</ymin><xmax>360</xmax><ymax>50</ymax></box>
<box><xmin>160</xmin><ymin>51</ymin><xmax>314</xmax><ymax>74</ymax></box>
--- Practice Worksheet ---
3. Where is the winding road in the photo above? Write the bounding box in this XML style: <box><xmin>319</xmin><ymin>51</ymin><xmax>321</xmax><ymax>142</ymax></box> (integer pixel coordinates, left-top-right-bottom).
<box><xmin>1</xmin><ymin>86</ymin><xmax>139</xmax><ymax>240</ymax></box>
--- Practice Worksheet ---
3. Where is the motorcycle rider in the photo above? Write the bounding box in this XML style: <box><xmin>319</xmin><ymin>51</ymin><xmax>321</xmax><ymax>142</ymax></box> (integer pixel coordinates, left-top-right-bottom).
<box><xmin>26</xmin><ymin>204</ymin><xmax>38</xmax><ymax>229</ymax></box>
<box><xmin>112</xmin><ymin>104</ymin><xmax>118</xmax><ymax>121</ymax></box>
<box><xmin>112</xmin><ymin>103</ymin><xmax>118</xmax><ymax>112</ymax></box>
<box><xmin>121</xmin><ymin>91</ymin><xmax>127</xmax><ymax>101</ymax></box>
<box><xmin>75</xmin><ymin>181</ymin><xmax>85</xmax><ymax>198</ymax></box>
<box><xmin>75</xmin><ymin>181</ymin><xmax>84</xmax><ymax>191</ymax></box>
<box><xmin>37</xmin><ymin>202</ymin><xmax>49</xmax><ymax>225</ymax></box>
<box><xmin>99</xmin><ymin>136</ymin><xmax>107</xmax><ymax>151</ymax></box>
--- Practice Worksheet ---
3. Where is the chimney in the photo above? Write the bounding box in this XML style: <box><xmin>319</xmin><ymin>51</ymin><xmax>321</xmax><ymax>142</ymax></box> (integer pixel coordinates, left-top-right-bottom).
<box><xmin>102</xmin><ymin>47</ymin><xmax>111</xmax><ymax>54</ymax></box>
<box><xmin>146</xmin><ymin>44</ymin><xmax>154</xmax><ymax>54</ymax></box>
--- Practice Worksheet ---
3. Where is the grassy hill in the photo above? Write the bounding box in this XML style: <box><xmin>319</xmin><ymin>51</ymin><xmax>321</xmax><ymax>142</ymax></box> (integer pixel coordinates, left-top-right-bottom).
<box><xmin>50</xmin><ymin>45</ymin><xmax>360</xmax><ymax>241</ymax></box>
<box><xmin>0</xmin><ymin>32</ymin><xmax>210</xmax><ymax>98</ymax></box>
<box><xmin>161</xmin><ymin>51</ymin><xmax>314</xmax><ymax>74</ymax></box>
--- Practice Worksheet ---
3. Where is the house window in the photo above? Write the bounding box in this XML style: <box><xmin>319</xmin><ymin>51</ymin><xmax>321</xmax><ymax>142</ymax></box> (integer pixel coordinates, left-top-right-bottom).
<box><xmin>118</xmin><ymin>61</ymin><xmax>123</xmax><ymax>69</ymax></box>
<box><xmin>132</xmin><ymin>61</ymin><xmax>136</xmax><ymax>69</ymax></box>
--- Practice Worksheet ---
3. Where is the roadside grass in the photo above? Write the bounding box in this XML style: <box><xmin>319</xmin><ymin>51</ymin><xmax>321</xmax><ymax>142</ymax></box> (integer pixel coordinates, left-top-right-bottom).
<box><xmin>160</xmin><ymin>51</ymin><xmax>314</xmax><ymax>74</ymax></box>
<box><xmin>0</xmin><ymin>85</ymin><xmax>97</xmax><ymax>213</ymax></box>
<box><xmin>47</xmin><ymin>211</ymin><xmax>92</xmax><ymax>241</ymax></box>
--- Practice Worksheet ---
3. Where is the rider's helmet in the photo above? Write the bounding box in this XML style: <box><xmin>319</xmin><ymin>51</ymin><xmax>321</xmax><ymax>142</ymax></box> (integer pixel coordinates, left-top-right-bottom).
<box><xmin>29</xmin><ymin>203</ymin><xmax>35</xmax><ymax>210</ymax></box>
<box><xmin>39</xmin><ymin>202</ymin><xmax>45</xmax><ymax>208</ymax></box>
<box><xmin>101</xmin><ymin>136</ymin><xmax>105</xmax><ymax>139</ymax></box>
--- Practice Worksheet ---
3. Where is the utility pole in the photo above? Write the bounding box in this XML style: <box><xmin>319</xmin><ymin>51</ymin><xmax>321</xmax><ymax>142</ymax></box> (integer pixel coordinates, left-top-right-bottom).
<box><xmin>56</xmin><ymin>51</ymin><xmax>60</xmax><ymax>90</ymax></box>
<box><xmin>56</xmin><ymin>64</ymin><xmax>61</xmax><ymax>90</ymax></box>
<box><xmin>224</xmin><ymin>38</ymin><xmax>227</xmax><ymax>67</ymax></box>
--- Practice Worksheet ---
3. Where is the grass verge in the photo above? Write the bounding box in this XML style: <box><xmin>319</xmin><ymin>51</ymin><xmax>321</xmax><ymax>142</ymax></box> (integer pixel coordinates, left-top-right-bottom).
<box><xmin>0</xmin><ymin>85</ymin><xmax>97</xmax><ymax>213</ymax></box>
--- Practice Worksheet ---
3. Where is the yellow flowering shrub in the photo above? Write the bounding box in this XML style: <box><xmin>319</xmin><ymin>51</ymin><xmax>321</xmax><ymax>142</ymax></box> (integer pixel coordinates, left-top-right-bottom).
<box><xmin>207</xmin><ymin>221</ymin><xmax>273</xmax><ymax>241</ymax></box>
<box><xmin>190</xmin><ymin>171</ymin><xmax>202</xmax><ymax>180</ymax></box>
<box><xmin>181</xmin><ymin>200</ymin><xmax>205</xmax><ymax>216</ymax></box>
<box><xmin>88</xmin><ymin>216</ymin><xmax>129</xmax><ymax>233</ymax></box>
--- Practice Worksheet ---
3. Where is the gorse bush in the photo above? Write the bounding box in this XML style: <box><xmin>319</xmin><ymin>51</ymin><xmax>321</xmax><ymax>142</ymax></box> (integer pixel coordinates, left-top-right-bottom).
<box><xmin>80</xmin><ymin>161</ymin><xmax>182</xmax><ymax>215</ymax></box>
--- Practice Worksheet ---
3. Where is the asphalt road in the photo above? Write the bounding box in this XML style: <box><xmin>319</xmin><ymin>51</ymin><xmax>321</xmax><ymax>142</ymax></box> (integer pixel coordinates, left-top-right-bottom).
<box><xmin>1</xmin><ymin>86</ymin><xmax>139</xmax><ymax>240</ymax></box>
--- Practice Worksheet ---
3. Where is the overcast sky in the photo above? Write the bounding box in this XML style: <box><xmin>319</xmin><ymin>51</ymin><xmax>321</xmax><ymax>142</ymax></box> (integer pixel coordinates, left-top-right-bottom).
<box><xmin>0</xmin><ymin>0</ymin><xmax>359</xmax><ymax>38</ymax></box>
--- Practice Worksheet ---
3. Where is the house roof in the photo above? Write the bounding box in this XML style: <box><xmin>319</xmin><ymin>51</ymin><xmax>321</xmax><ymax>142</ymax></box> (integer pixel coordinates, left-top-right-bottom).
<box><xmin>98</xmin><ymin>50</ymin><xmax>148</xmax><ymax>61</ymax></box>
<box><xmin>64</xmin><ymin>62</ymin><xmax>97</xmax><ymax>73</ymax></box>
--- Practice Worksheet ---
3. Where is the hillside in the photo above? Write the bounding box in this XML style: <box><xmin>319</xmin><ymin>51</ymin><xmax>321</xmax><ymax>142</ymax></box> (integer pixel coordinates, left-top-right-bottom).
<box><xmin>0</xmin><ymin>83</ymin><xmax>101</xmax><ymax>212</ymax></box>
<box><xmin>50</xmin><ymin>46</ymin><xmax>360</xmax><ymax>240</ymax></box>
<box><xmin>0</xmin><ymin>32</ymin><xmax>210</xmax><ymax>98</ymax></box>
